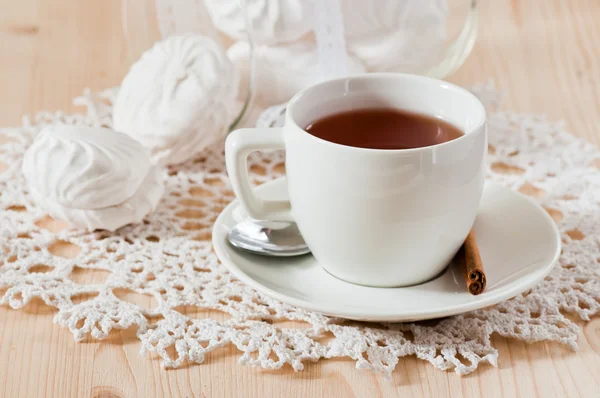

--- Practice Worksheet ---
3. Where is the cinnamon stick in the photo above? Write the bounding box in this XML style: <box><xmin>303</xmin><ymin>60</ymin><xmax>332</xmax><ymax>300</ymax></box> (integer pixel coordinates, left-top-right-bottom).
<box><xmin>456</xmin><ymin>229</ymin><xmax>486</xmax><ymax>295</ymax></box>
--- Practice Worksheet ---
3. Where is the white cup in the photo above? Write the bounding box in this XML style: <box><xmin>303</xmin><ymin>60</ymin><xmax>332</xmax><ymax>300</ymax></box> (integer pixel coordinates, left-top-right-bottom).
<box><xmin>226</xmin><ymin>74</ymin><xmax>487</xmax><ymax>287</ymax></box>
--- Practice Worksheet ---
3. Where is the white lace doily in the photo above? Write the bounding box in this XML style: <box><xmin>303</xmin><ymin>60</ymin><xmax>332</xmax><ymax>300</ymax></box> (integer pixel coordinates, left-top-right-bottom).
<box><xmin>1</xmin><ymin>83</ymin><xmax>599</xmax><ymax>376</ymax></box>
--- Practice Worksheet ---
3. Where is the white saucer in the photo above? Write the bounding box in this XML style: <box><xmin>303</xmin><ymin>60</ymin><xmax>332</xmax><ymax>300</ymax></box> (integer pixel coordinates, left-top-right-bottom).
<box><xmin>213</xmin><ymin>179</ymin><xmax>561</xmax><ymax>322</ymax></box>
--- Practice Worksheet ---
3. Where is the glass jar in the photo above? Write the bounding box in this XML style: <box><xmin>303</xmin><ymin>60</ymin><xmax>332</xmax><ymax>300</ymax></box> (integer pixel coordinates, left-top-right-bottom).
<box><xmin>122</xmin><ymin>0</ymin><xmax>478</xmax><ymax>124</ymax></box>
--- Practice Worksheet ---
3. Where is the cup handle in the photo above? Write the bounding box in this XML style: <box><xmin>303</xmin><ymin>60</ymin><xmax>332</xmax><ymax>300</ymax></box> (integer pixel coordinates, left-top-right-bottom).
<box><xmin>225</xmin><ymin>128</ymin><xmax>293</xmax><ymax>221</ymax></box>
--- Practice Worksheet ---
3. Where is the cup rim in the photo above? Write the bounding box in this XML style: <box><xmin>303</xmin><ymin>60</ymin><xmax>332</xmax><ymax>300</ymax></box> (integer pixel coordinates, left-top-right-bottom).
<box><xmin>286</xmin><ymin>73</ymin><xmax>487</xmax><ymax>154</ymax></box>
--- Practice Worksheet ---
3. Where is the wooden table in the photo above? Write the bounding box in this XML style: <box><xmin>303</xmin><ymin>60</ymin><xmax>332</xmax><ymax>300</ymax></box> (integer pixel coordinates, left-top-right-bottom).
<box><xmin>1</xmin><ymin>0</ymin><xmax>599</xmax><ymax>397</ymax></box>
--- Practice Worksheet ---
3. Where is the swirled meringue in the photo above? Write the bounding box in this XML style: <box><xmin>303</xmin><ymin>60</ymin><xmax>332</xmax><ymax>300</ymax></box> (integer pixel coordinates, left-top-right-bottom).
<box><xmin>22</xmin><ymin>125</ymin><xmax>164</xmax><ymax>231</ymax></box>
<box><xmin>204</xmin><ymin>0</ymin><xmax>312</xmax><ymax>45</ymax></box>
<box><xmin>341</xmin><ymin>0</ymin><xmax>448</xmax><ymax>73</ymax></box>
<box><xmin>113</xmin><ymin>35</ymin><xmax>239</xmax><ymax>166</ymax></box>
<box><xmin>227</xmin><ymin>40</ymin><xmax>366</xmax><ymax>106</ymax></box>
<box><xmin>22</xmin><ymin>125</ymin><xmax>150</xmax><ymax>209</ymax></box>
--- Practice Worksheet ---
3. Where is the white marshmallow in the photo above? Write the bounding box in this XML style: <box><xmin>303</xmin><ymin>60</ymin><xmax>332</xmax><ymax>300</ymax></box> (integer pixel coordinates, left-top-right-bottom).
<box><xmin>22</xmin><ymin>126</ymin><xmax>164</xmax><ymax>231</ymax></box>
<box><xmin>113</xmin><ymin>35</ymin><xmax>239</xmax><ymax>166</ymax></box>
<box><xmin>227</xmin><ymin>40</ymin><xmax>366</xmax><ymax>106</ymax></box>
<box><xmin>341</xmin><ymin>0</ymin><xmax>448</xmax><ymax>73</ymax></box>
<box><xmin>204</xmin><ymin>0</ymin><xmax>312</xmax><ymax>45</ymax></box>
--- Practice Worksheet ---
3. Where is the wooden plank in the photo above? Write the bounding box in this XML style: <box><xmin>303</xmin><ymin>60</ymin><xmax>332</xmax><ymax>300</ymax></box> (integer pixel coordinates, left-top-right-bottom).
<box><xmin>1</xmin><ymin>0</ymin><xmax>599</xmax><ymax>397</ymax></box>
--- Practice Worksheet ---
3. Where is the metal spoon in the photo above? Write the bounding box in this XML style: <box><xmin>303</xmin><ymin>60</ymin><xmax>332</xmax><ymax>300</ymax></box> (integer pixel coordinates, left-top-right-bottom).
<box><xmin>228</xmin><ymin>219</ymin><xmax>310</xmax><ymax>257</ymax></box>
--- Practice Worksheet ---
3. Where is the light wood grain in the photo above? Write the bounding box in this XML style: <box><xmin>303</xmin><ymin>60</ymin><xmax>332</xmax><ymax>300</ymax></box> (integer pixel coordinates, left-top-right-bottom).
<box><xmin>1</xmin><ymin>0</ymin><xmax>600</xmax><ymax>397</ymax></box>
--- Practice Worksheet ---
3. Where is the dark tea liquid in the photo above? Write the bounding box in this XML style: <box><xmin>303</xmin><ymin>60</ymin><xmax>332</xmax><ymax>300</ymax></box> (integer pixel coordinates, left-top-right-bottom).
<box><xmin>305</xmin><ymin>108</ymin><xmax>464</xmax><ymax>150</ymax></box>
